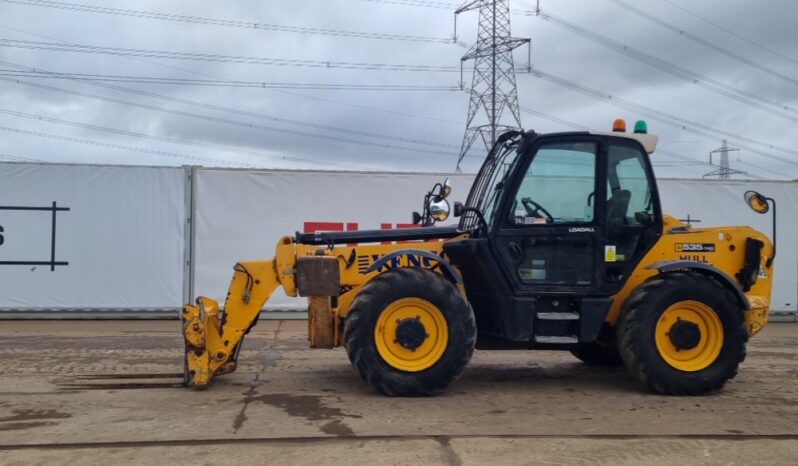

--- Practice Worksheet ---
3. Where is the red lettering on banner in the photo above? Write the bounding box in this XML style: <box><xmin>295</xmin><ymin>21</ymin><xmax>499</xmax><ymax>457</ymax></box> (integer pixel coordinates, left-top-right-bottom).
<box><xmin>303</xmin><ymin>222</ymin><xmax>359</xmax><ymax>246</ymax></box>
<box><xmin>303</xmin><ymin>222</ymin><xmax>359</xmax><ymax>233</ymax></box>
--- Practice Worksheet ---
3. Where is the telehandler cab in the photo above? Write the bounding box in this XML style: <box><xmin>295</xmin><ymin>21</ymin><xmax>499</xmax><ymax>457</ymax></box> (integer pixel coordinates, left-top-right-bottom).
<box><xmin>181</xmin><ymin>120</ymin><xmax>775</xmax><ymax>396</ymax></box>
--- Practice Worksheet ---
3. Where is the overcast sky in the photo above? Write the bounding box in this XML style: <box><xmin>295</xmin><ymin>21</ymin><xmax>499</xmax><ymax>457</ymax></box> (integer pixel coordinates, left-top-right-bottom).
<box><xmin>0</xmin><ymin>0</ymin><xmax>796</xmax><ymax>179</ymax></box>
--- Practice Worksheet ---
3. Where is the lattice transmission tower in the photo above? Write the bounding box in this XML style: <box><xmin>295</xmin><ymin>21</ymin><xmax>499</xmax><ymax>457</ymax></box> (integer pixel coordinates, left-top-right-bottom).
<box><xmin>703</xmin><ymin>140</ymin><xmax>745</xmax><ymax>180</ymax></box>
<box><xmin>454</xmin><ymin>0</ymin><xmax>530</xmax><ymax>172</ymax></box>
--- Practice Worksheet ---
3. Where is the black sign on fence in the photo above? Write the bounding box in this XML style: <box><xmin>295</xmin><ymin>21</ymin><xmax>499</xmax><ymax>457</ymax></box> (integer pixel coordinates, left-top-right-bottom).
<box><xmin>0</xmin><ymin>201</ymin><xmax>70</xmax><ymax>271</ymax></box>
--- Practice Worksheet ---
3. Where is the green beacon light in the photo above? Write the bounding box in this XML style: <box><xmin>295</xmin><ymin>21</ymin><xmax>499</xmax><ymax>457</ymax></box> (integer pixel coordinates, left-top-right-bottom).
<box><xmin>634</xmin><ymin>120</ymin><xmax>648</xmax><ymax>134</ymax></box>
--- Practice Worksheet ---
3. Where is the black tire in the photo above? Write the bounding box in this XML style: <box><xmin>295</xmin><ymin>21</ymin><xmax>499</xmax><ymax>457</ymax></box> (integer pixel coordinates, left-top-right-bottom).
<box><xmin>617</xmin><ymin>272</ymin><xmax>748</xmax><ymax>395</ymax></box>
<box><xmin>344</xmin><ymin>267</ymin><xmax>476</xmax><ymax>396</ymax></box>
<box><xmin>570</xmin><ymin>342</ymin><xmax>624</xmax><ymax>367</ymax></box>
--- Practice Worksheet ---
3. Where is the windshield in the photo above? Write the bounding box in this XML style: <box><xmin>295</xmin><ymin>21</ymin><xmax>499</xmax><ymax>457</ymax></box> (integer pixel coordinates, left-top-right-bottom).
<box><xmin>460</xmin><ymin>137</ymin><xmax>522</xmax><ymax>231</ymax></box>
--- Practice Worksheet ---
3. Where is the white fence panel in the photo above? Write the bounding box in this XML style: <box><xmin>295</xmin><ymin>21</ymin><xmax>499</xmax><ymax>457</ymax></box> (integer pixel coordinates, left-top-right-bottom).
<box><xmin>0</xmin><ymin>163</ymin><xmax>186</xmax><ymax>310</ymax></box>
<box><xmin>1</xmin><ymin>162</ymin><xmax>794</xmax><ymax>314</ymax></box>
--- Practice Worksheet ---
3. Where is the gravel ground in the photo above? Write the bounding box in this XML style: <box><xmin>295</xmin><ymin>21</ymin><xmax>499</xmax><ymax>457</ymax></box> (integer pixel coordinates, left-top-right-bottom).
<box><xmin>0</xmin><ymin>320</ymin><xmax>796</xmax><ymax>465</ymax></box>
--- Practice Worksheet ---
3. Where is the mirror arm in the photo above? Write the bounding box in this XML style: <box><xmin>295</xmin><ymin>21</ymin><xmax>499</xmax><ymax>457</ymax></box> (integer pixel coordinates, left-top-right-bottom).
<box><xmin>422</xmin><ymin>192</ymin><xmax>432</xmax><ymax>226</ymax></box>
<box><xmin>767</xmin><ymin>196</ymin><xmax>776</xmax><ymax>267</ymax></box>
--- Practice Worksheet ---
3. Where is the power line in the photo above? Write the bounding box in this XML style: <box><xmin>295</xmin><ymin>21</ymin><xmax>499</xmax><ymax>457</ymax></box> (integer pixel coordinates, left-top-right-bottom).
<box><xmin>0</xmin><ymin>23</ymin><xmax>464</xmax><ymax>131</ymax></box>
<box><xmin>737</xmin><ymin>160</ymin><xmax>795</xmax><ymax>180</ymax></box>
<box><xmin>520</xmin><ymin>105</ymin><xmax>589</xmax><ymax>130</ymax></box>
<box><xmin>659</xmin><ymin>0</ymin><xmax>798</xmax><ymax>68</ymax></box>
<box><xmin>0</xmin><ymin>60</ymin><xmax>457</xmax><ymax>148</ymax></box>
<box><xmin>0</xmin><ymin>125</ymin><xmax>256</xmax><ymax>167</ymax></box>
<box><xmin>0</xmin><ymin>70</ymin><xmax>462</xmax><ymax>91</ymax></box>
<box><xmin>0</xmin><ymin>107</ymin><xmax>381</xmax><ymax>170</ymax></box>
<box><xmin>278</xmin><ymin>89</ymin><xmax>462</xmax><ymax>126</ymax></box>
<box><xmin>0</xmin><ymin>151</ymin><xmax>46</xmax><ymax>162</ymax></box>
<box><xmin>529</xmin><ymin>68</ymin><xmax>798</xmax><ymax>160</ymax></box>
<box><xmin>0</xmin><ymin>38</ymin><xmax>464</xmax><ymax>72</ymax></box>
<box><xmin>0</xmin><ymin>61</ymin><xmax>462</xmax><ymax>151</ymax></box>
<box><xmin>607</xmin><ymin>0</ymin><xmax>798</xmax><ymax>88</ymax></box>
<box><xmin>1</xmin><ymin>0</ymin><xmax>465</xmax><ymax>45</ymax></box>
<box><xmin>359</xmin><ymin>0</ymin><xmax>457</xmax><ymax>9</ymax></box>
<box><xmin>526</xmin><ymin>67</ymin><xmax>798</xmax><ymax>172</ymax></box>
<box><xmin>517</xmin><ymin>106</ymin><xmax>768</xmax><ymax>177</ymax></box>
<box><xmin>528</xmin><ymin>11</ymin><xmax>798</xmax><ymax>122</ymax></box>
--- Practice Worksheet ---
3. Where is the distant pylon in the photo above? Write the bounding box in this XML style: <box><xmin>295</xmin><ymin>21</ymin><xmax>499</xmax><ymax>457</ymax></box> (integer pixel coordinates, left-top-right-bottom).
<box><xmin>454</xmin><ymin>0</ymin><xmax>530</xmax><ymax>172</ymax></box>
<box><xmin>703</xmin><ymin>140</ymin><xmax>745</xmax><ymax>180</ymax></box>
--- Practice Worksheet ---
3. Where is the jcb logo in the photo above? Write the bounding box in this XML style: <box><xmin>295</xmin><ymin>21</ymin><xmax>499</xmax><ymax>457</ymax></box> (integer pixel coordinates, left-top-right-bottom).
<box><xmin>675</xmin><ymin>243</ymin><xmax>715</xmax><ymax>253</ymax></box>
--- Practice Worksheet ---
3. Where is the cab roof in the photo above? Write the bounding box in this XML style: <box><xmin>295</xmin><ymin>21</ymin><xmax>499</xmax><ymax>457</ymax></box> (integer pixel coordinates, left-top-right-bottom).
<box><xmin>589</xmin><ymin>131</ymin><xmax>659</xmax><ymax>154</ymax></box>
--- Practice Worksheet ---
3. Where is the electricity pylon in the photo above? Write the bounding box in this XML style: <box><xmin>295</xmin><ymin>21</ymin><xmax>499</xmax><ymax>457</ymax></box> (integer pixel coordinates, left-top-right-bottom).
<box><xmin>455</xmin><ymin>0</ymin><xmax>530</xmax><ymax>172</ymax></box>
<box><xmin>703</xmin><ymin>140</ymin><xmax>745</xmax><ymax>180</ymax></box>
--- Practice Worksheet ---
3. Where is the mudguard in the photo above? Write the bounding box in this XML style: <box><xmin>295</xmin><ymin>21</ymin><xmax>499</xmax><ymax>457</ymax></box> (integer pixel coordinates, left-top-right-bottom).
<box><xmin>365</xmin><ymin>248</ymin><xmax>463</xmax><ymax>284</ymax></box>
<box><xmin>646</xmin><ymin>260</ymin><xmax>750</xmax><ymax>311</ymax></box>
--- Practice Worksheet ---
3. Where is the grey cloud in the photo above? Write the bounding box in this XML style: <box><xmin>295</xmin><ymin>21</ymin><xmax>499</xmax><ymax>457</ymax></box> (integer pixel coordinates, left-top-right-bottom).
<box><xmin>0</xmin><ymin>0</ymin><xmax>795</xmax><ymax>179</ymax></box>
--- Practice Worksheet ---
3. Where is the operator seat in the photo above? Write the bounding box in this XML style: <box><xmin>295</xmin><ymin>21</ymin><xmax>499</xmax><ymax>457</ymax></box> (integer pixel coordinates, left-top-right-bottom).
<box><xmin>606</xmin><ymin>189</ymin><xmax>631</xmax><ymax>228</ymax></box>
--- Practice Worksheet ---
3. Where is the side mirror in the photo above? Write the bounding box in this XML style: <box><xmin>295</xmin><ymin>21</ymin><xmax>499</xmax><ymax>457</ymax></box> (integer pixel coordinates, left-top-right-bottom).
<box><xmin>743</xmin><ymin>190</ymin><xmax>776</xmax><ymax>267</ymax></box>
<box><xmin>429</xmin><ymin>198</ymin><xmax>450</xmax><ymax>222</ymax></box>
<box><xmin>744</xmin><ymin>190</ymin><xmax>769</xmax><ymax>214</ymax></box>
<box><xmin>454</xmin><ymin>201</ymin><xmax>464</xmax><ymax>217</ymax></box>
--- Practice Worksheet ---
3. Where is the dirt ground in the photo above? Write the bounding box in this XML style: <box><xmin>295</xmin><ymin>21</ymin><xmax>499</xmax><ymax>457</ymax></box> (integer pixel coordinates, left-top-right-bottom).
<box><xmin>0</xmin><ymin>320</ymin><xmax>796</xmax><ymax>465</ymax></box>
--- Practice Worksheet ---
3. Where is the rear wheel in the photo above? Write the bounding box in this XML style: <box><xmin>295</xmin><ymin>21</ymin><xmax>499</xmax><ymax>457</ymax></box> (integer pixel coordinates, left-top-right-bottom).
<box><xmin>344</xmin><ymin>267</ymin><xmax>476</xmax><ymax>396</ymax></box>
<box><xmin>617</xmin><ymin>272</ymin><xmax>747</xmax><ymax>395</ymax></box>
<box><xmin>570</xmin><ymin>342</ymin><xmax>623</xmax><ymax>367</ymax></box>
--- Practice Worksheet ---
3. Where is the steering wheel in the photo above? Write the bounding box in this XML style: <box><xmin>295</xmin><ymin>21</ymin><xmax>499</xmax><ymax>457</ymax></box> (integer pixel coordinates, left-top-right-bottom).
<box><xmin>521</xmin><ymin>197</ymin><xmax>554</xmax><ymax>222</ymax></box>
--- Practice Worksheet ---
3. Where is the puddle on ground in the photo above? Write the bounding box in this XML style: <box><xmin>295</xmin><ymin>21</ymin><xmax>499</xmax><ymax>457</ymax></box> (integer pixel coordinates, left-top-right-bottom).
<box><xmin>233</xmin><ymin>380</ymin><xmax>360</xmax><ymax>436</ymax></box>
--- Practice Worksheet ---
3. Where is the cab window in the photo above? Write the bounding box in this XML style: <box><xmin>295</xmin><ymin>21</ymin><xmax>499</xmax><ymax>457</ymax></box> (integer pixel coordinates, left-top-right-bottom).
<box><xmin>509</xmin><ymin>142</ymin><xmax>597</xmax><ymax>225</ymax></box>
<box><xmin>606</xmin><ymin>143</ymin><xmax>654</xmax><ymax>227</ymax></box>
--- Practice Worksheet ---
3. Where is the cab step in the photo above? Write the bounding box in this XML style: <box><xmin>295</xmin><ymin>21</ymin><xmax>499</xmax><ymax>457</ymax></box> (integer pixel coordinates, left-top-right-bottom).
<box><xmin>537</xmin><ymin>312</ymin><xmax>580</xmax><ymax>320</ymax></box>
<box><xmin>534</xmin><ymin>335</ymin><xmax>579</xmax><ymax>344</ymax></box>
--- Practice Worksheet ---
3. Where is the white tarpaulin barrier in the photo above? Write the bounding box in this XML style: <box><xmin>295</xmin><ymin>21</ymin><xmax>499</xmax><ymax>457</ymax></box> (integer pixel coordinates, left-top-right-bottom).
<box><xmin>0</xmin><ymin>161</ymin><xmax>795</xmax><ymax>314</ymax></box>
<box><xmin>0</xmin><ymin>163</ymin><xmax>186</xmax><ymax>310</ymax></box>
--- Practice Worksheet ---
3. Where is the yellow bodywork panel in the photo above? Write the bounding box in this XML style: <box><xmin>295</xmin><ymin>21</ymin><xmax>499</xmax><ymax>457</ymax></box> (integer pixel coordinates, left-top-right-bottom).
<box><xmin>605</xmin><ymin>216</ymin><xmax>774</xmax><ymax>336</ymax></box>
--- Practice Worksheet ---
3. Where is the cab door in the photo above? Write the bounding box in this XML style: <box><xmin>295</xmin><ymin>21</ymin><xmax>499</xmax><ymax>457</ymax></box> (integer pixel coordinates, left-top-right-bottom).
<box><xmin>491</xmin><ymin>139</ymin><xmax>606</xmax><ymax>294</ymax></box>
<box><xmin>602</xmin><ymin>139</ymin><xmax>663</xmax><ymax>288</ymax></box>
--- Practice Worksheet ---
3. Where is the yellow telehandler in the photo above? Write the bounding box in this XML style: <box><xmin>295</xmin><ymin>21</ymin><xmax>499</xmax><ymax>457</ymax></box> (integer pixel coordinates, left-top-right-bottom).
<box><xmin>181</xmin><ymin>120</ymin><xmax>776</xmax><ymax>396</ymax></box>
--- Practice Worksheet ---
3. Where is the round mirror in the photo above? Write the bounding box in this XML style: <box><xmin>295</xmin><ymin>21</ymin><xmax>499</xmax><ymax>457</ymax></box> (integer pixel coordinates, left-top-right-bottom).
<box><xmin>744</xmin><ymin>190</ymin><xmax>769</xmax><ymax>214</ymax></box>
<box><xmin>441</xmin><ymin>178</ymin><xmax>452</xmax><ymax>199</ymax></box>
<box><xmin>429</xmin><ymin>198</ymin><xmax>450</xmax><ymax>222</ymax></box>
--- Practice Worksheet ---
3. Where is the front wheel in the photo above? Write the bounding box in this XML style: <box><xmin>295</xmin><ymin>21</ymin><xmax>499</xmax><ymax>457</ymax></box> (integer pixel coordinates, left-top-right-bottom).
<box><xmin>344</xmin><ymin>267</ymin><xmax>476</xmax><ymax>396</ymax></box>
<box><xmin>617</xmin><ymin>272</ymin><xmax>748</xmax><ymax>395</ymax></box>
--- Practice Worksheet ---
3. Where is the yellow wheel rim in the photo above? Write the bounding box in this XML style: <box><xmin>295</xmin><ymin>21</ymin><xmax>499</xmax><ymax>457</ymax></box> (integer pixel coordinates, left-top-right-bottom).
<box><xmin>655</xmin><ymin>300</ymin><xmax>723</xmax><ymax>372</ymax></box>
<box><xmin>374</xmin><ymin>297</ymin><xmax>448</xmax><ymax>372</ymax></box>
